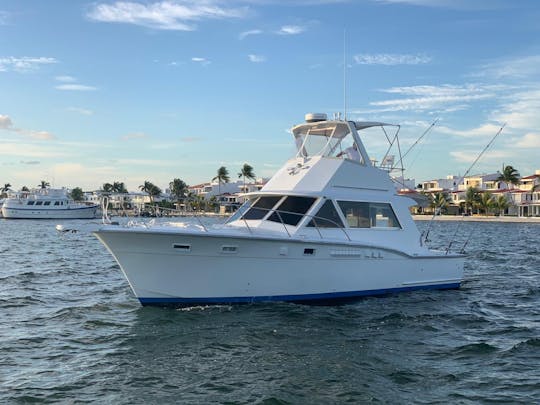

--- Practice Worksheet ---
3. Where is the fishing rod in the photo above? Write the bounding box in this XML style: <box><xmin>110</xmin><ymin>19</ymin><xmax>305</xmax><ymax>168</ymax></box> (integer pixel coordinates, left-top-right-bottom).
<box><xmin>423</xmin><ymin>123</ymin><xmax>506</xmax><ymax>249</ymax></box>
<box><xmin>391</xmin><ymin>118</ymin><xmax>439</xmax><ymax>172</ymax></box>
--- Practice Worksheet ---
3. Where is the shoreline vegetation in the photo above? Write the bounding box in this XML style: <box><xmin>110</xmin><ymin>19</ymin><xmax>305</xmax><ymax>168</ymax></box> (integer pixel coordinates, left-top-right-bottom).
<box><xmin>413</xmin><ymin>214</ymin><xmax>540</xmax><ymax>223</ymax></box>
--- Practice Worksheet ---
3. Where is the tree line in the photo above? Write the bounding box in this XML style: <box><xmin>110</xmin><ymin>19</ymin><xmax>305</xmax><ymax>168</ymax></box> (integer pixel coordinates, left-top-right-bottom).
<box><xmin>426</xmin><ymin>165</ymin><xmax>539</xmax><ymax>215</ymax></box>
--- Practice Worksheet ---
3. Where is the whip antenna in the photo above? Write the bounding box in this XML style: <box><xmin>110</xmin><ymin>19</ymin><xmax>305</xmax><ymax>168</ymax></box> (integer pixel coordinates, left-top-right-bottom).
<box><xmin>343</xmin><ymin>29</ymin><xmax>347</xmax><ymax>121</ymax></box>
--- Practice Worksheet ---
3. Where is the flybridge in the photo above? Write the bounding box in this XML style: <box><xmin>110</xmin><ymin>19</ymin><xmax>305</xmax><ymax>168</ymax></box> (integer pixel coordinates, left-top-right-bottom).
<box><xmin>291</xmin><ymin>113</ymin><xmax>402</xmax><ymax>173</ymax></box>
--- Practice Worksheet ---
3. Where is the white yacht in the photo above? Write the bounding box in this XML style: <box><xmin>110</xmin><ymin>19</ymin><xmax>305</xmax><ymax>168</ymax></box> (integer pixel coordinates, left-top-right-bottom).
<box><xmin>2</xmin><ymin>188</ymin><xmax>98</xmax><ymax>219</ymax></box>
<box><xmin>95</xmin><ymin>114</ymin><xmax>464</xmax><ymax>306</ymax></box>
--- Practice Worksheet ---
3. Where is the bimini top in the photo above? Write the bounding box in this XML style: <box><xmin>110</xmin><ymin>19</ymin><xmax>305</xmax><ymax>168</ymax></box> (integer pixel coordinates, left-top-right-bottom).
<box><xmin>291</xmin><ymin>119</ymin><xmax>399</xmax><ymax>166</ymax></box>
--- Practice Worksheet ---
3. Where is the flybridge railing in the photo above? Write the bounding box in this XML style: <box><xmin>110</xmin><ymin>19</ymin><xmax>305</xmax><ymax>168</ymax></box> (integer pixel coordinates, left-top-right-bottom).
<box><xmin>230</xmin><ymin>206</ymin><xmax>352</xmax><ymax>242</ymax></box>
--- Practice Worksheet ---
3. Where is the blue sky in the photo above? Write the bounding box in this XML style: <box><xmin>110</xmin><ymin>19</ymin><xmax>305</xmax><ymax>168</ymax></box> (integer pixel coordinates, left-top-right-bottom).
<box><xmin>1</xmin><ymin>0</ymin><xmax>540</xmax><ymax>191</ymax></box>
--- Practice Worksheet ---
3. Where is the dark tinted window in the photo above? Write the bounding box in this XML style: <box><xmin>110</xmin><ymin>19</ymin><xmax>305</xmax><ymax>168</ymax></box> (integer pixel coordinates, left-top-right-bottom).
<box><xmin>307</xmin><ymin>200</ymin><xmax>344</xmax><ymax>228</ymax></box>
<box><xmin>35</xmin><ymin>201</ymin><xmax>43</xmax><ymax>206</ymax></box>
<box><xmin>242</xmin><ymin>196</ymin><xmax>282</xmax><ymax>220</ymax></box>
<box><xmin>27</xmin><ymin>201</ymin><xmax>35</xmax><ymax>205</ymax></box>
<box><xmin>44</xmin><ymin>201</ymin><xmax>51</xmax><ymax>206</ymax></box>
<box><xmin>267</xmin><ymin>196</ymin><xmax>316</xmax><ymax>226</ymax></box>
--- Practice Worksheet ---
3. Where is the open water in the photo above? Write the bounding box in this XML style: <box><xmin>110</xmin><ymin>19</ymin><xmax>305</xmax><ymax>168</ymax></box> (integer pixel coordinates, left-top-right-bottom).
<box><xmin>1</xmin><ymin>217</ymin><xmax>539</xmax><ymax>403</ymax></box>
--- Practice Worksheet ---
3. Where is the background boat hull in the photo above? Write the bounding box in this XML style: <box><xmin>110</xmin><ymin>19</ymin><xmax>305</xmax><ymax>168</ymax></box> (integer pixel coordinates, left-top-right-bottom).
<box><xmin>2</xmin><ymin>206</ymin><xmax>98</xmax><ymax>219</ymax></box>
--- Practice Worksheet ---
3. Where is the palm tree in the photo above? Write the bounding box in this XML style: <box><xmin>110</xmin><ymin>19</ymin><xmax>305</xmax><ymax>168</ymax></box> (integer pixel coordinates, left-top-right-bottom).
<box><xmin>169</xmin><ymin>178</ymin><xmax>188</xmax><ymax>206</ymax></box>
<box><xmin>1</xmin><ymin>183</ymin><xmax>11</xmax><ymax>198</ymax></box>
<box><xmin>497</xmin><ymin>165</ymin><xmax>520</xmax><ymax>190</ymax></box>
<box><xmin>494</xmin><ymin>194</ymin><xmax>509</xmax><ymax>216</ymax></box>
<box><xmin>139</xmin><ymin>181</ymin><xmax>161</xmax><ymax>204</ymax></box>
<box><xmin>238</xmin><ymin>163</ymin><xmax>256</xmax><ymax>193</ymax></box>
<box><xmin>429</xmin><ymin>191</ymin><xmax>451</xmax><ymax>214</ymax></box>
<box><xmin>212</xmin><ymin>166</ymin><xmax>230</xmax><ymax>195</ymax></box>
<box><xmin>465</xmin><ymin>187</ymin><xmax>480</xmax><ymax>215</ymax></box>
<box><xmin>112</xmin><ymin>181</ymin><xmax>128</xmax><ymax>194</ymax></box>
<box><xmin>70</xmin><ymin>187</ymin><xmax>84</xmax><ymax>201</ymax></box>
<box><xmin>38</xmin><ymin>180</ymin><xmax>50</xmax><ymax>189</ymax></box>
<box><xmin>101</xmin><ymin>183</ymin><xmax>114</xmax><ymax>194</ymax></box>
<box><xmin>478</xmin><ymin>192</ymin><xmax>494</xmax><ymax>215</ymax></box>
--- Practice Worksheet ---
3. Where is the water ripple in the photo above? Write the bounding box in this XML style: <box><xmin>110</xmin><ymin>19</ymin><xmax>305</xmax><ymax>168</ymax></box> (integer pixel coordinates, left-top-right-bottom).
<box><xmin>1</xmin><ymin>219</ymin><xmax>540</xmax><ymax>402</ymax></box>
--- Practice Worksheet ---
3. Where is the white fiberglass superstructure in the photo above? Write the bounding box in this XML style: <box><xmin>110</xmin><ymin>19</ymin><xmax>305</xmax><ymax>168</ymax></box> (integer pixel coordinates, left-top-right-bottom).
<box><xmin>2</xmin><ymin>188</ymin><xmax>98</xmax><ymax>219</ymax></box>
<box><xmin>95</xmin><ymin>114</ymin><xmax>464</xmax><ymax>306</ymax></box>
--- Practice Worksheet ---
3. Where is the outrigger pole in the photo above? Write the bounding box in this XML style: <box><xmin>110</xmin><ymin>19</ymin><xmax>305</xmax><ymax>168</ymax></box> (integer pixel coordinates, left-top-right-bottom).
<box><xmin>423</xmin><ymin>123</ymin><xmax>506</xmax><ymax>249</ymax></box>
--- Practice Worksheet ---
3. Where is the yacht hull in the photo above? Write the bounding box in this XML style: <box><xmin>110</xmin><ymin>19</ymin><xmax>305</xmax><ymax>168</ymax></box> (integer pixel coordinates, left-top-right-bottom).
<box><xmin>95</xmin><ymin>229</ymin><xmax>464</xmax><ymax>307</ymax></box>
<box><xmin>2</xmin><ymin>205</ymin><xmax>98</xmax><ymax>219</ymax></box>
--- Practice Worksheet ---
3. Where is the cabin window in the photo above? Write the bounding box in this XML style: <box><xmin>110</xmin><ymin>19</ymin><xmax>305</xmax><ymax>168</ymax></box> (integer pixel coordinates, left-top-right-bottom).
<box><xmin>337</xmin><ymin>201</ymin><xmax>370</xmax><ymax>228</ymax></box>
<box><xmin>44</xmin><ymin>201</ymin><xmax>51</xmax><ymax>206</ymax></box>
<box><xmin>337</xmin><ymin>201</ymin><xmax>401</xmax><ymax>229</ymax></box>
<box><xmin>307</xmin><ymin>200</ymin><xmax>344</xmax><ymax>228</ymax></box>
<box><xmin>54</xmin><ymin>201</ymin><xmax>60</xmax><ymax>206</ymax></box>
<box><xmin>370</xmin><ymin>203</ymin><xmax>401</xmax><ymax>228</ymax></box>
<box><xmin>267</xmin><ymin>196</ymin><xmax>316</xmax><ymax>226</ymax></box>
<box><xmin>241</xmin><ymin>196</ymin><xmax>282</xmax><ymax>220</ymax></box>
<box><xmin>35</xmin><ymin>201</ymin><xmax>43</xmax><ymax>206</ymax></box>
<box><xmin>226</xmin><ymin>199</ymin><xmax>253</xmax><ymax>223</ymax></box>
<box><xmin>27</xmin><ymin>201</ymin><xmax>35</xmax><ymax>205</ymax></box>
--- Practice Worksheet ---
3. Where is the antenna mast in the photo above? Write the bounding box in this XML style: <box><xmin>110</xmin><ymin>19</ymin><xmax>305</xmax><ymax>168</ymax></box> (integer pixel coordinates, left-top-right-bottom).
<box><xmin>343</xmin><ymin>29</ymin><xmax>347</xmax><ymax>121</ymax></box>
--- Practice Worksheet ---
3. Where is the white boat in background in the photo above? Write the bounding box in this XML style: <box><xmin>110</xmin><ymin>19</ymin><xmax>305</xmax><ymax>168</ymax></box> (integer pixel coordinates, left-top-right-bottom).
<box><xmin>2</xmin><ymin>188</ymin><xmax>98</xmax><ymax>219</ymax></box>
<box><xmin>95</xmin><ymin>113</ymin><xmax>464</xmax><ymax>307</ymax></box>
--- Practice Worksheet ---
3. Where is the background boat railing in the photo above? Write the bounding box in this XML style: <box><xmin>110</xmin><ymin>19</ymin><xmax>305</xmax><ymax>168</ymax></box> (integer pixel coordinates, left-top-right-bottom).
<box><xmin>235</xmin><ymin>206</ymin><xmax>352</xmax><ymax>242</ymax></box>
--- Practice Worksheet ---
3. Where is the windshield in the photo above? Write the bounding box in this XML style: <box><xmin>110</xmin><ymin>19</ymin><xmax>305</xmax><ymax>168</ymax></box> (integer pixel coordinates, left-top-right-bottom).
<box><xmin>292</xmin><ymin>122</ymin><xmax>363</xmax><ymax>163</ymax></box>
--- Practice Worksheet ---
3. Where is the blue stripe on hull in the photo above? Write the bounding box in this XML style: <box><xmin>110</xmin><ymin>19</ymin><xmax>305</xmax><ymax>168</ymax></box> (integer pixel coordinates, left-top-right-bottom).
<box><xmin>138</xmin><ymin>283</ymin><xmax>461</xmax><ymax>307</ymax></box>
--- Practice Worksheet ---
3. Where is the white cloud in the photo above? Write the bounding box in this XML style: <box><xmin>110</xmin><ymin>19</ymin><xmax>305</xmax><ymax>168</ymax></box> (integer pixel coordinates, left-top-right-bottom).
<box><xmin>372</xmin><ymin>0</ymin><xmax>506</xmax><ymax>9</ymax></box>
<box><xmin>450</xmin><ymin>150</ymin><xmax>510</xmax><ymax>164</ymax></box>
<box><xmin>0</xmin><ymin>56</ymin><xmax>58</xmax><ymax>73</ymax></box>
<box><xmin>515</xmin><ymin>133</ymin><xmax>540</xmax><ymax>148</ymax></box>
<box><xmin>359</xmin><ymin>84</ymin><xmax>496</xmax><ymax>113</ymax></box>
<box><xmin>0</xmin><ymin>143</ymin><xmax>64</xmax><ymax>158</ymax></box>
<box><xmin>56</xmin><ymin>84</ymin><xmax>97</xmax><ymax>91</ymax></box>
<box><xmin>490</xmin><ymin>89</ymin><xmax>540</xmax><ymax>130</ymax></box>
<box><xmin>191</xmin><ymin>57</ymin><xmax>210</xmax><ymax>66</ymax></box>
<box><xmin>475</xmin><ymin>55</ymin><xmax>540</xmax><ymax>80</ymax></box>
<box><xmin>67</xmin><ymin>107</ymin><xmax>94</xmax><ymax>116</ymax></box>
<box><xmin>87</xmin><ymin>1</ymin><xmax>248</xmax><ymax>31</ymax></box>
<box><xmin>55</xmin><ymin>75</ymin><xmax>77</xmax><ymax>82</ymax></box>
<box><xmin>0</xmin><ymin>114</ymin><xmax>55</xmax><ymax>140</ymax></box>
<box><xmin>122</xmin><ymin>132</ymin><xmax>148</xmax><ymax>140</ymax></box>
<box><xmin>0</xmin><ymin>114</ymin><xmax>13</xmax><ymax>129</ymax></box>
<box><xmin>239</xmin><ymin>29</ymin><xmax>262</xmax><ymax>39</ymax></box>
<box><xmin>436</xmin><ymin>123</ymin><xmax>503</xmax><ymax>138</ymax></box>
<box><xmin>277</xmin><ymin>25</ymin><xmax>305</xmax><ymax>35</ymax></box>
<box><xmin>354</xmin><ymin>53</ymin><xmax>431</xmax><ymax>65</ymax></box>
<box><xmin>248</xmin><ymin>54</ymin><xmax>266</xmax><ymax>63</ymax></box>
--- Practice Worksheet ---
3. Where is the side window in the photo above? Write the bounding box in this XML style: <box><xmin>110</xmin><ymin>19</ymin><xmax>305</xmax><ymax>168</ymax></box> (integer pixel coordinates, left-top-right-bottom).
<box><xmin>307</xmin><ymin>200</ymin><xmax>344</xmax><ymax>228</ymax></box>
<box><xmin>35</xmin><ymin>201</ymin><xmax>43</xmax><ymax>206</ymax></box>
<box><xmin>27</xmin><ymin>201</ymin><xmax>35</xmax><ymax>205</ymax></box>
<box><xmin>54</xmin><ymin>201</ymin><xmax>60</xmax><ymax>206</ymax></box>
<box><xmin>337</xmin><ymin>201</ymin><xmax>401</xmax><ymax>229</ymax></box>
<box><xmin>337</xmin><ymin>201</ymin><xmax>370</xmax><ymax>228</ymax></box>
<box><xmin>267</xmin><ymin>196</ymin><xmax>316</xmax><ymax>226</ymax></box>
<box><xmin>241</xmin><ymin>196</ymin><xmax>282</xmax><ymax>220</ymax></box>
<box><xmin>370</xmin><ymin>203</ymin><xmax>401</xmax><ymax>228</ymax></box>
<box><xmin>44</xmin><ymin>201</ymin><xmax>51</xmax><ymax>206</ymax></box>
